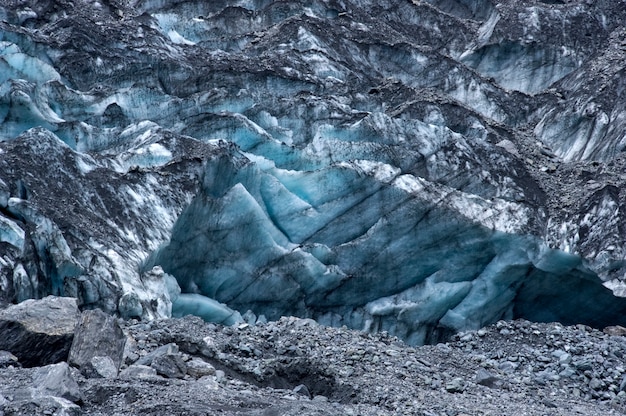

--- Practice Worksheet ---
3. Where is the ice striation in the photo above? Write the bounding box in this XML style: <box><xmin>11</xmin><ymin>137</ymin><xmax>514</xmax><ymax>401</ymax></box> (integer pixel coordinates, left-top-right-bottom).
<box><xmin>2</xmin><ymin>0</ymin><xmax>626</xmax><ymax>344</ymax></box>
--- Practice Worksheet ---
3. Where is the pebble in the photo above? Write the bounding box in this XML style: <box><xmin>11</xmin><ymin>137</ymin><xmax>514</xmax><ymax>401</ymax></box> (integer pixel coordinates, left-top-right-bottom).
<box><xmin>445</xmin><ymin>378</ymin><xmax>465</xmax><ymax>393</ymax></box>
<box><xmin>475</xmin><ymin>369</ymin><xmax>500</xmax><ymax>388</ymax></box>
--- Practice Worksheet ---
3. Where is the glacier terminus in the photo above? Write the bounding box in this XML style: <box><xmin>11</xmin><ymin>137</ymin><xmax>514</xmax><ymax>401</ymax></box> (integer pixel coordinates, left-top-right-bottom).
<box><xmin>2</xmin><ymin>0</ymin><xmax>626</xmax><ymax>344</ymax></box>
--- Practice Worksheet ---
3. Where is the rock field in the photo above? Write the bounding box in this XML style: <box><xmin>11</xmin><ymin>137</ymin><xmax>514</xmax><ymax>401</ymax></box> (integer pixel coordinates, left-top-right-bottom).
<box><xmin>1</xmin><ymin>297</ymin><xmax>626</xmax><ymax>415</ymax></box>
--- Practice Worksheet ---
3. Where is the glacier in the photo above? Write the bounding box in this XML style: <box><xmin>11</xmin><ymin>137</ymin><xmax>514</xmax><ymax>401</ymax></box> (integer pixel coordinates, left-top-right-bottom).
<box><xmin>2</xmin><ymin>0</ymin><xmax>626</xmax><ymax>344</ymax></box>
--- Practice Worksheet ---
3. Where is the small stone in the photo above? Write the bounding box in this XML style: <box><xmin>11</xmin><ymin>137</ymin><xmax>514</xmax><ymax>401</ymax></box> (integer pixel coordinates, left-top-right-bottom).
<box><xmin>215</xmin><ymin>369</ymin><xmax>226</xmax><ymax>383</ymax></box>
<box><xmin>559</xmin><ymin>365</ymin><xmax>576</xmax><ymax>378</ymax></box>
<box><xmin>118</xmin><ymin>292</ymin><xmax>143</xmax><ymax>320</ymax></box>
<box><xmin>604</xmin><ymin>326</ymin><xmax>626</xmax><ymax>336</ymax></box>
<box><xmin>151</xmin><ymin>353</ymin><xmax>187</xmax><ymax>379</ymax></box>
<box><xmin>197</xmin><ymin>375</ymin><xmax>220</xmax><ymax>390</ymax></box>
<box><xmin>186</xmin><ymin>358</ymin><xmax>216</xmax><ymax>379</ymax></box>
<box><xmin>498</xmin><ymin>361</ymin><xmax>517</xmax><ymax>373</ymax></box>
<box><xmin>385</xmin><ymin>349</ymin><xmax>400</xmax><ymax>357</ymax></box>
<box><xmin>83</xmin><ymin>356</ymin><xmax>118</xmax><ymax>379</ymax></box>
<box><xmin>551</xmin><ymin>349</ymin><xmax>566</xmax><ymax>359</ymax></box>
<box><xmin>589</xmin><ymin>378</ymin><xmax>604</xmax><ymax>390</ymax></box>
<box><xmin>542</xmin><ymin>399</ymin><xmax>558</xmax><ymax>408</ymax></box>
<box><xmin>119</xmin><ymin>364</ymin><xmax>158</xmax><ymax>380</ymax></box>
<box><xmin>475</xmin><ymin>369</ymin><xmax>500</xmax><ymax>388</ymax></box>
<box><xmin>535</xmin><ymin>370</ymin><xmax>559</xmax><ymax>383</ymax></box>
<box><xmin>0</xmin><ymin>350</ymin><xmax>20</xmax><ymax>368</ymax></box>
<box><xmin>124</xmin><ymin>351</ymin><xmax>139</xmax><ymax>365</ymax></box>
<box><xmin>574</xmin><ymin>359</ymin><xmax>593</xmax><ymax>371</ymax></box>
<box><xmin>559</xmin><ymin>353</ymin><xmax>572</xmax><ymax>364</ymax></box>
<box><xmin>445</xmin><ymin>378</ymin><xmax>465</xmax><ymax>393</ymax></box>
<box><xmin>293</xmin><ymin>384</ymin><xmax>311</xmax><ymax>398</ymax></box>
<box><xmin>136</xmin><ymin>343</ymin><xmax>179</xmax><ymax>366</ymax></box>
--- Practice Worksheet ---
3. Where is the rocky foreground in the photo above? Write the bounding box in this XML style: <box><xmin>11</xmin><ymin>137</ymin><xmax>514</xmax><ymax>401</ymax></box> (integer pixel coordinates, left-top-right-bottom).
<box><xmin>0</xmin><ymin>297</ymin><xmax>625</xmax><ymax>415</ymax></box>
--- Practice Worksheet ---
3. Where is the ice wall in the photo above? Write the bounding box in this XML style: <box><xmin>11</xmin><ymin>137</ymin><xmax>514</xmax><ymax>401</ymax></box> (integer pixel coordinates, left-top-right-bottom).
<box><xmin>2</xmin><ymin>0</ymin><xmax>626</xmax><ymax>344</ymax></box>
<box><xmin>149</xmin><ymin>147</ymin><xmax>626</xmax><ymax>344</ymax></box>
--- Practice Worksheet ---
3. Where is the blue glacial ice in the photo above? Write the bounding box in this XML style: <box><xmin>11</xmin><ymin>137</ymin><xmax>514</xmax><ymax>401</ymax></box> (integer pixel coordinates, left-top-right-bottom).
<box><xmin>148</xmin><ymin>144</ymin><xmax>626</xmax><ymax>344</ymax></box>
<box><xmin>3</xmin><ymin>0</ymin><xmax>626</xmax><ymax>345</ymax></box>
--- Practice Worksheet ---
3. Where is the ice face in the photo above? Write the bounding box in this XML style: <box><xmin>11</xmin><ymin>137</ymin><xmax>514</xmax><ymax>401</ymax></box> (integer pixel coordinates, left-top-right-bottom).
<box><xmin>2</xmin><ymin>0</ymin><xmax>626</xmax><ymax>344</ymax></box>
<box><xmin>0</xmin><ymin>215</ymin><xmax>25</xmax><ymax>252</ymax></box>
<box><xmin>460</xmin><ymin>42</ymin><xmax>579</xmax><ymax>95</ymax></box>
<box><xmin>148</xmin><ymin>144</ymin><xmax>626</xmax><ymax>343</ymax></box>
<box><xmin>535</xmin><ymin>103</ymin><xmax>615</xmax><ymax>162</ymax></box>
<box><xmin>423</xmin><ymin>0</ymin><xmax>495</xmax><ymax>21</ymax></box>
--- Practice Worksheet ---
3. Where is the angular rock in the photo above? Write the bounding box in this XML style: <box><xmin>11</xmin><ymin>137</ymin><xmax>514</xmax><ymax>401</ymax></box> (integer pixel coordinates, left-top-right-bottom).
<box><xmin>559</xmin><ymin>353</ymin><xmax>572</xmax><ymax>364</ymax></box>
<box><xmin>136</xmin><ymin>343</ymin><xmax>179</xmax><ymax>366</ymax></box>
<box><xmin>574</xmin><ymin>359</ymin><xmax>594</xmax><ymax>371</ymax></box>
<box><xmin>559</xmin><ymin>366</ymin><xmax>576</xmax><ymax>378</ymax></box>
<box><xmin>186</xmin><ymin>357</ymin><xmax>216</xmax><ymax>379</ymax></box>
<box><xmin>3</xmin><ymin>396</ymin><xmax>81</xmax><ymax>416</ymax></box>
<box><xmin>0</xmin><ymin>350</ymin><xmax>21</xmax><ymax>368</ymax></box>
<box><xmin>498</xmin><ymin>361</ymin><xmax>518</xmax><ymax>373</ymax></box>
<box><xmin>294</xmin><ymin>384</ymin><xmax>312</xmax><ymax>399</ymax></box>
<box><xmin>0</xmin><ymin>296</ymin><xmax>79</xmax><ymax>366</ymax></box>
<box><xmin>68</xmin><ymin>308</ymin><xmax>126</xmax><ymax>376</ymax></box>
<box><xmin>445</xmin><ymin>378</ymin><xmax>466</xmax><ymax>393</ymax></box>
<box><xmin>119</xmin><ymin>364</ymin><xmax>158</xmax><ymax>380</ymax></box>
<box><xmin>475</xmin><ymin>369</ymin><xmax>501</xmax><ymax>389</ymax></box>
<box><xmin>589</xmin><ymin>378</ymin><xmax>604</xmax><ymax>391</ymax></box>
<box><xmin>118</xmin><ymin>292</ymin><xmax>143</xmax><ymax>320</ymax></box>
<box><xmin>83</xmin><ymin>356</ymin><xmax>118</xmax><ymax>379</ymax></box>
<box><xmin>604</xmin><ymin>326</ymin><xmax>626</xmax><ymax>336</ymax></box>
<box><xmin>32</xmin><ymin>362</ymin><xmax>82</xmax><ymax>403</ymax></box>
<box><xmin>151</xmin><ymin>353</ymin><xmax>187</xmax><ymax>379</ymax></box>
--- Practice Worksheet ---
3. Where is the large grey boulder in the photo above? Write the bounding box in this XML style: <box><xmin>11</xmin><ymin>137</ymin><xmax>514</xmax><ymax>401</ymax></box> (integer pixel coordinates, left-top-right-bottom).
<box><xmin>68</xmin><ymin>308</ymin><xmax>126</xmax><ymax>377</ymax></box>
<box><xmin>0</xmin><ymin>296</ymin><xmax>79</xmax><ymax>366</ymax></box>
<box><xmin>32</xmin><ymin>362</ymin><xmax>83</xmax><ymax>403</ymax></box>
<box><xmin>2</xmin><ymin>362</ymin><xmax>83</xmax><ymax>416</ymax></box>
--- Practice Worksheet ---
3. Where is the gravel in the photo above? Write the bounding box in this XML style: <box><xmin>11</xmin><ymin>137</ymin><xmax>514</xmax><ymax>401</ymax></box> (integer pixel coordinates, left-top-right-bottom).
<box><xmin>3</xmin><ymin>316</ymin><xmax>625</xmax><ymax>415</ymax></box>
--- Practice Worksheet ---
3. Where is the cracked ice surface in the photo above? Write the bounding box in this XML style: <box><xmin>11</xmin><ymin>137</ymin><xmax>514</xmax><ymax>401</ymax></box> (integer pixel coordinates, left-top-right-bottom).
<box><xmin>2</xmin><ymin>0</ymin><xmax>626</xmax><ymax>343</ymax></box>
